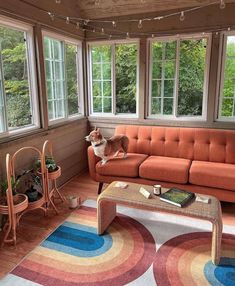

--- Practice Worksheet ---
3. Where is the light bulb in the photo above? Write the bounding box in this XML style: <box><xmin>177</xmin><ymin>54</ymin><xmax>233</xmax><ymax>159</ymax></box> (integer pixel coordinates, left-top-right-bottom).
<box><xmin>180</xmin><ymin>11</ymin><xmax>185</xmax><ymax>21</ymax></box>
<box><xmin>92</xmin><ymin>28</ymin><xmax>96</xmax><ymax>33</ymax></box>
<box><xmin>112</xmin><ymin>21</ymin><xmax>116</xmax><ymax>28</ymax></box>
<box><xmin>138</xmin><ymin>20</ymin><xmax>143</xmax><ymax>29</ymax></box>
<box><xmin>228</xmin><ymin>27</ymin><xmax>231</xmax><ymax>31</ymax></box>
<box><xmin>126</xmin><ymin>32</ymin><xmax>130</xmax><ymax>38</ymax></box>
<box><xmin>109</xmin><ymin>35</ymin><xmax>112</xmax><ymax>40</ymax></box>
<box><xmin>76</xmin><ymin>22</ymin><xmax>80</xmax><ymax>29</ymax></box>
<box><xmin>66</xmin><ymin>17</ymin><xmax>70</xmax><ymax>24</ymax></box>
<box><xmin>55</xmin><ymin>0</ymin><xmax>61</xmax><ymax>3</ymax></box>
<box><xmin>152</xmin><ymin>34</ymin><xmax>154</xmax><ymax>38</ymax></box>
<box><xmin>220</xmin><ymin>0</ymin><xmax>226</xmax><ymax>9</ymax></box>
<box><xmin>48</xmin><ymin>12</ymin><xmax>55</xmax><ymax>21</ymax></box>
<box><xmin>101</xmin><ymin>28</ymin><xmax>105</xmax><ymax>34</ymax></box>
<box><xmin>84</xmin><ymin>19</ymin><xmax>89</xmax><ymax>25</ymax></box>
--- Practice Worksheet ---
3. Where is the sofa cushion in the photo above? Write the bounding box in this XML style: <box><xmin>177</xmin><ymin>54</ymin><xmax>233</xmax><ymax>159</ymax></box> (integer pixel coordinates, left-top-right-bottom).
<box><xmin>139</xmin><ymin>156</ymin><xmax>191</xmax><ymax>184</ymax></box>
<box><xmin>189</xmin><ymin>161</ymin><xmax>235</xmax><ymax>191</ymax></box>
<box><xmin>96</xmin><ymin>153</ymin><xmax>148</xmax><ymax>178</ymax></box>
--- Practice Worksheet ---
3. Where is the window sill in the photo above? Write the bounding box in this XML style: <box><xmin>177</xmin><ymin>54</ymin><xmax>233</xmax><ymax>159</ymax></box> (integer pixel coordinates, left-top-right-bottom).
<box><xmin>48</xmin><ymin>115</ymin><xmax>86</xmax><ymax>128</ymax></box>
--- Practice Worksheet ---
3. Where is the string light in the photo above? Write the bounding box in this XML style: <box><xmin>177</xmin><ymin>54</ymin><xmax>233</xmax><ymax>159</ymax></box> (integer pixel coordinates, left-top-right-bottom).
<box><xmin>180</xmin><ymin>11</ymin><xmax>185</xmax><ymax>21</ymax></box>
<box><xmin>220</xmin><ymin>0</ymin><xmax>226</xmax><ymax>9</ymax></box>
<box><xmin>138</xmin><ymin>20</ymin><xmax>143</xmax><ymax>29</ymax></box>
<box><xmin>109</xmin><ymin>35</ymin><xmax>112</xmax><ymax>40</ymax></box>
<box><xmin>48</xmin><ymin>12</ymin><xmax>55</xmax><ymax>21</ymax></box>
<box><xmin>30</xmin><ymin>0</ymin><xmax>234</xmax><ymax>40</ymax></box>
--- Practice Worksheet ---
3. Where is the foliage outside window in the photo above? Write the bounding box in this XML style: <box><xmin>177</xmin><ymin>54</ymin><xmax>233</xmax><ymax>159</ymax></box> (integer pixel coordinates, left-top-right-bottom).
<box><xmin>90</xmin><ymin>41</ymin><xmax>138</xmax><ymax>115</ymax></box>
<box><xmin>0</xmin><ymin>21</ymin><xmax>37</xmax><ymax>135</ymax></box>
<box><xmin>219</xmin><ymin>34</ymin><xmax>235</xmax><ymax>120</ymax></box>
<box><xmin>44</xmin><ymin>34</ymin><xmax>82</xmax><ymax>123</ymax></box>
<box><xmin>150</xmin><ymin>35</ymin><xmax>210</xmax><ymax>119</ymax></box>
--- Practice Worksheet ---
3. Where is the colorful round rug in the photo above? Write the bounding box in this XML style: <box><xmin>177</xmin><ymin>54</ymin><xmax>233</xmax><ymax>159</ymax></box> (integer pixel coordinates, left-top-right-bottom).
<box><xmin>153</xmin><ymin>232</ymin><xmax>235</xmax><ymax>286</ymax></box>
<box><xmin>12</xmin><ymin>206</ymin><xmax>156</xmax><ymax>286</ymax></box>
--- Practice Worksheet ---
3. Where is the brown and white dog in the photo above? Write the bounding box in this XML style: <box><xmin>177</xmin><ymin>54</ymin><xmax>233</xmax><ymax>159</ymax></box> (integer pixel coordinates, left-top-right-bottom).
<box><xmin>85</xmin><ymin>128</ymin><xmax>129</xmax><ymax>165</ymax></box>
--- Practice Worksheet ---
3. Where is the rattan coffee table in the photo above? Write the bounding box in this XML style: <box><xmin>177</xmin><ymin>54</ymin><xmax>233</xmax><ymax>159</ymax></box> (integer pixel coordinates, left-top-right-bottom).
<box><xmin>97</xmin><ymin>181</ymin><xmax>223</xmax><ymax>265</ymax></box>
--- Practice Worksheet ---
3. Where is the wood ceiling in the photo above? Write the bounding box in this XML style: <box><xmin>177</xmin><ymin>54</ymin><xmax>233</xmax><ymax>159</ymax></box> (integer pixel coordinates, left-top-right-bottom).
<box><xmin>77</xmin><ymin>0</ymin><xmax>235</xmax><ymax>19</ymax></box>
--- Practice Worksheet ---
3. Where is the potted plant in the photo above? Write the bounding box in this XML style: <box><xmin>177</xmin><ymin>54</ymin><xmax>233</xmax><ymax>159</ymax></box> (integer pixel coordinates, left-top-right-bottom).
<box><xmin>36</xmin><ymin>156</ymin><xmax>61</xmax><ymax>180</ymax></box>
<box><xmin>23</xmin><ymin>171</ymin><xmax>41</xmax><ymax>202</ymax></box>
<box><xmin>0</xmin><ymin>176</ymin><xmax>21</xmax><ymax>205</ymax></box>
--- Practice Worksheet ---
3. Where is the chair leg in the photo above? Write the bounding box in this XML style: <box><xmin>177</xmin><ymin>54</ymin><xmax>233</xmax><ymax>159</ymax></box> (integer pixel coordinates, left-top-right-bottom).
<box><xmin>98</xmin><ymin>182</ymin><xmax>103</xmax><ymax>195</ymax></box>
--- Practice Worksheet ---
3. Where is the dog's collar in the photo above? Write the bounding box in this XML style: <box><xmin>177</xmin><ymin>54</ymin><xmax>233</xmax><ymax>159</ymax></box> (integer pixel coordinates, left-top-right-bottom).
<box><xmin>94</xmin><ymin>141</ymin><xmax>105</xmax><ymax>147</ymax></box>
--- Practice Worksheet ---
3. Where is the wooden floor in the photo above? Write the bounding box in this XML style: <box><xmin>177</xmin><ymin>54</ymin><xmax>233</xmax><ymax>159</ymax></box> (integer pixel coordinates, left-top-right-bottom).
<box><xmin>0</xmin><ymin>172</ymin><xmax>235</xmax><ymax>278</ymax></box>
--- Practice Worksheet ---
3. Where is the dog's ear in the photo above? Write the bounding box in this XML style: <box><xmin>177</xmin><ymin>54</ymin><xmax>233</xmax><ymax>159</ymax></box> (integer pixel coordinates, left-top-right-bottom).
<box><xmin>94</xmin><ymin>126</ymin><xmax>97</xmax><ymax>131</ymax></box>
<box><xmin>97</xmin><ymin>128</ymin><xmax>100</xmax><ymax>133</ymax></box>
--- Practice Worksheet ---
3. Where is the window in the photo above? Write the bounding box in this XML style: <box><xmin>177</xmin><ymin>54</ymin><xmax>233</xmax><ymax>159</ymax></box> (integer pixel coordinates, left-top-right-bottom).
<box><xmin>218</xmin><ymin>32</ymin><xmax>235</xmax><ymax>120</ymax></box>
<box><xmin>0</xmin><ymin>17</ymin><xmax>38</xmax><ymax>136</ymax></box>
<box><xmin>89</xmin><ymin>41</ymin><xmax>138</xmax><ymax>116</ymax></box>
<box><xmin>149</xmin><ymin>34</ymin><xmax>211</xmax><ymax>119</ymax></box>
<box><xmin>43</xmin><ymin>32</ymin><xmax>83</xmax><ymax>123</ymax></box>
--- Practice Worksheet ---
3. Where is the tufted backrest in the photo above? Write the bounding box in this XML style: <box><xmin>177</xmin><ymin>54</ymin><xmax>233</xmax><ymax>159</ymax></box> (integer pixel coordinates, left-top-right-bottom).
<box><xmin>115</xmin><ymin>125</ymin><xmax>235</xmax><ymax>164</ymax></box>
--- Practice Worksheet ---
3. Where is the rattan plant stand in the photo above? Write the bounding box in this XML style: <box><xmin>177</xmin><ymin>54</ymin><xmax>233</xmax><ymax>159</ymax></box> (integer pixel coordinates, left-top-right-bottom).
<box><xmin>42</xmin><ymin>140</ymin><xmax>65</xmax><ymax>214</ymax></box>
<box><xmin>97</xmin><ymin>181</ymin><xmax>223</xmax><ymax>266</ymax></box>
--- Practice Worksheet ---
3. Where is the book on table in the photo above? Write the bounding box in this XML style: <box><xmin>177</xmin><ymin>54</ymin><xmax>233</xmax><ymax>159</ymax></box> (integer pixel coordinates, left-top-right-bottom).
<box><xmin>159</xmin><ymin>188</ymin><xmax>195</xmax><ymax>207</ymax></box>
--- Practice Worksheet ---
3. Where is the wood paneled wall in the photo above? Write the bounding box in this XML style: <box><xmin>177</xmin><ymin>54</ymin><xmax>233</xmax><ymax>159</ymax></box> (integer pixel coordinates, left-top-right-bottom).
<box><xmin>0</xmin><ymin>119</ymin><xmax>88</xmax><ymax>186</ymax></box>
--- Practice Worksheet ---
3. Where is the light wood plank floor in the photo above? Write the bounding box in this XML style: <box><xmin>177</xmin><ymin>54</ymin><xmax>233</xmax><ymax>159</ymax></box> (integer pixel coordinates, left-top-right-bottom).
<box><xmin>0</xmin><ymin>172</ymin><xmax>234</xmax><ymax>278</ymax></box>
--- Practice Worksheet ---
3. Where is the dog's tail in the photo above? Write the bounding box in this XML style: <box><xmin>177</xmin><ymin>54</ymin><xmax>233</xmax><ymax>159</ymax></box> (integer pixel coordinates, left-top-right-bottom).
<box><xmin>121</xmin><ymin>136</ymin><xmax>129</xmax><ymax>153</ymax></box>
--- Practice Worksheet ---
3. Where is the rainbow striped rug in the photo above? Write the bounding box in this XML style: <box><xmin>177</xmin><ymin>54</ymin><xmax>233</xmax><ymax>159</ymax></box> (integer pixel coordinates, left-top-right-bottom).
<box><xmin>1</xmin><ymin>199</ymin><xmax>235</xmax><ymax>286</ymax></box>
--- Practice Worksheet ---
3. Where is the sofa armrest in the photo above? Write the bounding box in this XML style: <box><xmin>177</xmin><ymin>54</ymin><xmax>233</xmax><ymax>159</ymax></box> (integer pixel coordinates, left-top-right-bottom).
<box><xmin>87</xmin><ymin>146</ymin><xmax>101</xmax><ymax>181</ymax></box>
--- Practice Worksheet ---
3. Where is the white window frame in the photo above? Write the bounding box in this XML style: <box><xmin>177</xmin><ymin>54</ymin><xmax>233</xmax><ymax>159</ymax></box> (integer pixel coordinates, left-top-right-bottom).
<box><xmin>0</xmin><ymin>15</ymin><xmax>39</xmax><ymax>138</ymax></box>
<box><xmin>42</xmin><ymin>30</ymin><xmax>84</xmax><ymax>125</ymax></box>
<box><xmin>87</xmin><ymin>39</ymin><xmax>139</xmax><ymax>118</ymax></box>
<box><xmin>148</xmin><ymin>33</ymin><xmax>211</xmax><ymax>121</ymax></box>
<box><xmin>217</xmin><ymin>30</ymin><xmax>235</xmax><ymax>122</ymax></box>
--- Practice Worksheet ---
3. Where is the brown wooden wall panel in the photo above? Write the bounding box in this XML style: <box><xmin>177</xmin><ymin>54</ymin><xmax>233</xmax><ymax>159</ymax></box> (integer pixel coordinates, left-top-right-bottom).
<box><xmin>0</xmin><ymin>119</ymin><xmax>89</xmax><ymax>186</ymax></box>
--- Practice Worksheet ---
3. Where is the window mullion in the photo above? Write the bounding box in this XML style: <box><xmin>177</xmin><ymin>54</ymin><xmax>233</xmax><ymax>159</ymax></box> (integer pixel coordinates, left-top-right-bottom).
<box><xmin>174</xmin><ymin>38</ymin><xmax>180</xmax><ymax>118</ymax></box>
<box><xmin>112</xmin><ymin>44</ymin><xmax>116</xmax><ymax>115</ymax></box>
<box><xmin>0</xmin><ymin>42</ymin><xmax>8</xmax><ymax>133</ymax></box>
<box><xmin>161</xmin><ymin>44</ymin><xmax>165</xmax><ymax>115</ymax></box>
<box><xmin>63</xmin><ymin>41</ymin><xmax>68</xmax><ymax>119</ymax></box>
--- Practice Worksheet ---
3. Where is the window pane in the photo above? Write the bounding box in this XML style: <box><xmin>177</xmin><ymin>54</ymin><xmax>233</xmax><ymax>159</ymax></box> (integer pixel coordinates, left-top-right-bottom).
<box><xmin>103</xmin><ymin>81</ymin><xmax>111</xmax><ymax>97</ymax></box>
<box><xmin>103</xmin><ymin>97</ymin><xmax>112</xmax><ymax>113</ymax></box>
<box><xmin>164</xmin><ymin>80</ymin><xmax>174</xmax><ymax>97</ymax></box>
<box><xmin>178</xmin><ymin>38</ymin><xmax>207</xmax><ymax>116</ymax></box>
<box><xmin>91</xmin><ymin>45</ymin><xmax>112</xmax><ymax>114</ymax></box>
<box><xmin>221</xmin><ymin>98</ymin><xmax>233</xmax><ymax>117</ymax></box>
<box><xmin>151</xmin><ymin>98</ymin><xmax>161</xmax><ymax>114</ymax></box>
<box><xmin>152</xmin><ymin>80</ymin><xmax>161</xmax><ymax>97</ymax></box>
<box><xmin>93</xmin><ymin>97</ymin><xmax>102</xmax><ymax>112</ymax></box>
<box><xmin>116</xmin><ymin>43</ymin><xmax>137</xmax><ymax>114</ymax></box>
<box><xmin>151</xmin><ymin>40</ymin><xmax>176</xmax><ymax>116</ymax></box>
<box><xmin>220</xmin><ymin>36</ymin><xmax>235</xmax><ymax>118</ymax></box>
<box><xmin>163</xmin><ymin>98</ymin><xmax>173</xmax><ymax>115</ymax></box>
<box><xmin>152</xmin><ymin>62</ymin><xmax>162</xmax><ymax>79</ymax></box>
<box><xmin>44</xmin><ymin>37</ymin><xmax>66</xmax><ymax>121</ymax></box>
<box><xmin>65</xmin><ymin>43</ymin><xmax>79</xmax><ymax>116</ymax></box>
<box><xmin>0</xmin><ymin>26</ymin><xmax>32</xmax><ymax>130</ymax></box>
<box><xmin>48</xmin><ymin>100</ymin><xmax>54</xmax><ymax>120</ymax></box>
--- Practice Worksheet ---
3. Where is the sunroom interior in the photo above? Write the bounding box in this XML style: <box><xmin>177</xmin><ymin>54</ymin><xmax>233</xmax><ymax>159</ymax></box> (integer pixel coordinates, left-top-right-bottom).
<box><xmin>0</xmin><ymin>0</ymin><xmax>235</xmax><ymax>284</ymax></box>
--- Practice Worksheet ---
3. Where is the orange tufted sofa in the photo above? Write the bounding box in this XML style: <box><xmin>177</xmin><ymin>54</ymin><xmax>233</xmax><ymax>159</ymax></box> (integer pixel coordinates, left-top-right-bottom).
<box><xmin>87</xmin><ymin>125</ymin><xmax>235</xmax><ymax>202</ymax></box>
